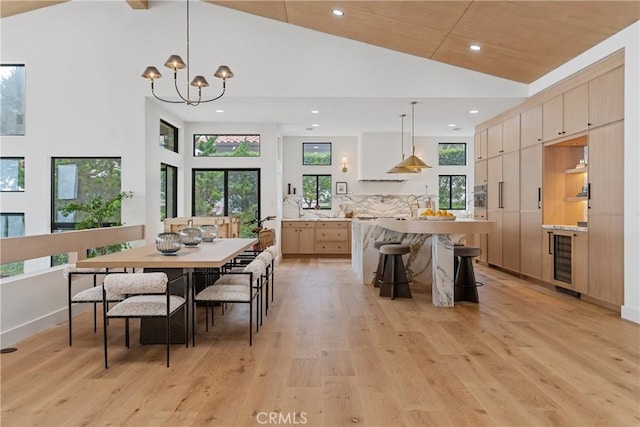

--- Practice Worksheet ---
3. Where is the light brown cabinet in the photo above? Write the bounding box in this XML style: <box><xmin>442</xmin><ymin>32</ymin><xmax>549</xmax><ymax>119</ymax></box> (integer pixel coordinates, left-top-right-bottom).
<box><xmin>502</xmin><ymin>115</ymin><xmax>520</xmax><ymax>154</ymax></box>
<box><xmin>520</xmin><ymin>105</ymin><xmax>543</xmax><ymax>148</ymax></box>
<box><xmin>314</xmin><ymin>221</ymin><xmax>350</xmax><ymax>254</ymax></box>
<box><xmin>282</xmin><ymin>221</ymin><xmax>315</xmax><ymax>255</ymax></box>
<box><xmin>520</xmin><ymin>144</ymin><xmax>542</xmax><ymax>279</ymax></box>
<box><xmin>487</xmin><ymin>123</ymin><xmax>503</xmax><ymax>158</ymax></box>
<box><xmin>589</xmin><ymin>66</ymin><xmax>624</xmax><ymax>129</ymax></box>
<box><xmin>474</xmin><ymin>129</ymin><xmax>488</xmax><ymax>161</ymax></box>
<box><xmin>542</xmin><ymin>84</ymin><xmax>589</xmax><ymax>142</ymax></box>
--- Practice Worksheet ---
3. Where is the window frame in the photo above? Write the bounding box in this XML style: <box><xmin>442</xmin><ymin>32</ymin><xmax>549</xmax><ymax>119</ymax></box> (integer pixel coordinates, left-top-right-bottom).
<box><xmin>1</xmin><ymin>63</ymin><xmax>26</xmax><ymax>136</ymax></box>
<box><xmin>0</xmin><ymin>157</ymin><xmax>25</xmax><ymax>192</ymax></box>
<box><xmin>438</xmin><ymin>142</ymin><xmax>467</xmax><ymax>166</ymax></box>
<box><xmin>302</xmin><ymin>142</ymin><xmax>332</xmax><ymax>166</ymax></box>
<box><xmin>438</xmin><ymin>174</ymin><xmax>467</xmax><ymax>210</ymax></box>
<box><xmin>160</xmin><ymin>119</ymin><xmax>178</xmax><ymax>153</ymax></box>
<box><xmin>160</xmin><ymin>163</ymin><xmax>178</xmax><ymax>221</ymax></box>
<box><xmin>302</xmin><ymin>174</ymin><xmax>332</xmax><ymax>210</ymax></box>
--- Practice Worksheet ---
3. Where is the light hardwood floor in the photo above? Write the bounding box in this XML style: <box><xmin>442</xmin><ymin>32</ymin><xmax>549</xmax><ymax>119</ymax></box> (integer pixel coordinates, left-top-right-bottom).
<box><xmin>1</xmin><ymin>259</ymin><xmax>639</xmax><ymax>426</ymax></box>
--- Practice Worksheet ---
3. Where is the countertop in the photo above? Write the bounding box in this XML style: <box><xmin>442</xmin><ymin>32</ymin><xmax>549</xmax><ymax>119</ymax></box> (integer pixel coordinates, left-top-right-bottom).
<box><xmin>369</xmin><ymin>218</ymin><xmax>496</xmax><ymax>234</ymax></box>
<box><xmin>282</xmin><ymin>217</ymin><xmax>352</xmax><ymax>221</ymax></box>
<box><xmin>542</xmin><ymin>224</ymin><xmax>588</xmax><ymax>232</ymax></box>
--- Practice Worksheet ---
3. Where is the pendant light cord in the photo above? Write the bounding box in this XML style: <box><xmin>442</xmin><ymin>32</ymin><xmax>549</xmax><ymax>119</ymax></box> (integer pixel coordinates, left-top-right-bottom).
<box><xmin>411</xmin><ymin>101</ymin><xmax>416</xmax><ymax>155</ymax></box>
<box><xmin>186</xmin><ymin>0</ymin><xmax>191</xmax><ymax>97</ymax></box>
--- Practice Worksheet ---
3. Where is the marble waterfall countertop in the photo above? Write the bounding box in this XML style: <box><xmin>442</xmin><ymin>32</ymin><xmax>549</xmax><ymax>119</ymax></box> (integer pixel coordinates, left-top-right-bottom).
<box><xmin>368</xmin><ymin>218</ymin><xmax>495</xmax><ymax>234</ymax></box>
<box><xmin>542</xmin><ymin>224</ymin><xmax>588</xmax><ymax>232</ymax></box>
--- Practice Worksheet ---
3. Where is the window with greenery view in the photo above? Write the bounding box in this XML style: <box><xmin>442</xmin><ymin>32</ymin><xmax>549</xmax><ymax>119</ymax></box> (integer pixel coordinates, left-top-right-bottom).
<box><xmin>192</xmin><ymin>169</ymin><xmax>260</xmax><ymax>237</ymax></box>
<box><xmin>302</xmin><ymin>175</ymin><xmax>332</xmax><ymax>209</ymax></box>
<box><xmin>0</xmin><ymin>157</ymin><xmax>25</xmax><ymax>191</ymax></box>
<box><xmin>438</xmin><ymin>143</ymin><xmax>466</xmax><ymax>166</ymax></box>
<box><xmin>1</xmin><ymin>64</ymin><xmax>25</xmax><ymax>136</ymax></box>
<box><xmin>160</xmin><ymin>120</ymin><xmax>178</xmax><ymax>153</ymax></box>
<box><xmin>302</xmin><ymin>142</ymin><xmax>331</xmax><ymax>165</ymax></box>
<box><xmin>439</xmin><ymin>175</ymin><xmax>467</xmax><ymax>210</ymax></box>
<box><xmin>161</xmin><ymin>163</ymin><xmax>178</xmax><ymax>221</ymax></box>
<box><xmin>194</xmin><ymin>134</ymin><xmax>260</xmax><ymax>157</ymax></box>
<box><xmin>0</xmin><ymin>213</ymin><xmax>24</xmax><ymax>277</ymax></box>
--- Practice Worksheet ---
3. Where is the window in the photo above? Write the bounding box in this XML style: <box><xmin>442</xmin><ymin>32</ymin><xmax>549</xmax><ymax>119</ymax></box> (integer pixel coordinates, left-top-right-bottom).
<box><xmin>160</xmin><ymin>163</ymin><xmax>178</xmax><ymax>221</ymax></box>
<box><xmin>1</xmin><ymin>64</ymin><xmax>26</xmax><ymax>136</ymax></box>
<box><xmin>0</xmin><ymin>157</ymin><xmax>25</xmax><ymax>191</ymax></box>
<box><xmin>192</xmin><ymin>169</ymin><xmax>260</xmax><ymax>237</ymax></box>
<box><xmin>302</xmin><ymin>175</ymin><xmax>332</xmax><ymax>209</ymax></box>
<box><xmin>439</xmin><ymin>175</ymin><xmax>467</xmax><ymax>210</ymax></box>
<box><xmin>160</xmin><ymin>120</ymin><xmax>178</xmax><ymax>153</ymax></box>
<box><xmin>194</xmin><ymin>134</ymin><xmax>260</xmax><ymax>157</ymax></box>
<box><xmin>302</xmin><ymin>142</ymin><xmax>331</xmax><ymax>165</ymax></box>
<box><xmin>438</xmin><ymin>143</ymin><xmax>467</xmax><ymax>166</ymax></box>
<box><xmin>51</xmin><ymin>158</ymin><xmax>123</xmax><ymax>231</ymax></box>
<box><xmin>0</xmin><ymin>213</ymin><xmax>25</xmax><ymax>277</ymax></box>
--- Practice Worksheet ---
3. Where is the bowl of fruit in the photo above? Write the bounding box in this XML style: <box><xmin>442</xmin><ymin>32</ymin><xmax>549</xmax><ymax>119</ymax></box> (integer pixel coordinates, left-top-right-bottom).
<box><xmin>419</xmin><ymin>209</ymin><xmax>456</xmax><ymax>221</ymax></box>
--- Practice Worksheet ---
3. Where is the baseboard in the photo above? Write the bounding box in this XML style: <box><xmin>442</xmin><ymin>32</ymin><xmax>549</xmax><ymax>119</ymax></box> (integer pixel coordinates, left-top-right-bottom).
<box><xmin>621</xmin><ymin>305</ymin><xmax>640</xmax><ymax>324</ymax></box>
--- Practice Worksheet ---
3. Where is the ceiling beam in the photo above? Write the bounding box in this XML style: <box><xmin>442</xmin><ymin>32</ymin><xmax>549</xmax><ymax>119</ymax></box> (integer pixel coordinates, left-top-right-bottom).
<box><xmin>126</xmin><ymin>0</ymin><xmax>148</xmax><ymax>10</ymax></box>
<box><xmin>0</xmin><ymin>1</ymin><xmax>68</xmax><ymax>19</ymax></box>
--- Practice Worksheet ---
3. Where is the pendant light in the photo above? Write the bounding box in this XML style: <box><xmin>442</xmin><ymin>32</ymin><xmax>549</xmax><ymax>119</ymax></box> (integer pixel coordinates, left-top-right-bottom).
<box><xmin>397</xmin><ymin>101</ymin><xmax>431</xmax><ymax>170</ymax></box>
<box><xmin>388</xmin><ymin>113</ymin><xmax>419</xmax><ymax>174</ymax></box>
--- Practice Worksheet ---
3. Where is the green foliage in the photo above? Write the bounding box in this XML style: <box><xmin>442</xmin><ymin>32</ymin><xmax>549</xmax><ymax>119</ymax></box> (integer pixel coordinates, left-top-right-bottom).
<box><xmin>302</xmin><ymin>175</ymin><xmax>332</xmax><ymax>209</ymax></box>
<box><xmin>303</xmin><ymin>151</ymin><xmax>331</xmax><ymax>165</ymax></box>
<box><xmin>439</xmin><ymin>175</ymin><xmax>466</xmax><ymax>210</ymax></box>
<box><xmin>438</xmin><ymin>144</ymin><xmax>466</xmax><ymax>166</ymax></box>
<box><xmin>195</xmin><ymin>135</ymin><xmax>259</xmax><ymax>157</ymax></box>
<box><xmin>0</xmin><ymin>261</ymin><xmax>24</xmax><ymax>278</ymax></box>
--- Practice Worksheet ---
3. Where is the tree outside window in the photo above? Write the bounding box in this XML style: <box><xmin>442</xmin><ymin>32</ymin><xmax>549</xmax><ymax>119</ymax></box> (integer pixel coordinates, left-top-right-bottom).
<box><xmin>0</xmin><ymin>157</ymin><xmax>25</xmax><ymax>191</ymax></box>
<box><xmin>302</xmin><ymin>142</ymin><xmax>331</xmax><ymax>165</ymax></box>
<box><xmin>438</xmin><ymin>143</ymin><xmax>466</xmax><ymax>166</ymax></box>
<box><xmin>194</xmin><ymin>135</ymin><xmax>260</xmax><ymax>157</ymax></box>
<box><xmin>439</xmin><ymin>175</ymin><xmax>467</xmax><ymax>210</ymax></box>
<box><xmin>1</xmin><ymin>64</ymin><xmax>25</xmax><ymax>136</ymax></box>
<box><xmin>302</xmin><ymin>175</ymin><xmax>332</xmax><ymax>209</ymax></box>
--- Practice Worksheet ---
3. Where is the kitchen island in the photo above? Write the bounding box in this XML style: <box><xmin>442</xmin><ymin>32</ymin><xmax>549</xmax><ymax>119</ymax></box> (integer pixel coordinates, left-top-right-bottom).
<box><xmin>352</xmin><ymin>218</ymin><xmax>495</xmax><ymax>307</ymax></box>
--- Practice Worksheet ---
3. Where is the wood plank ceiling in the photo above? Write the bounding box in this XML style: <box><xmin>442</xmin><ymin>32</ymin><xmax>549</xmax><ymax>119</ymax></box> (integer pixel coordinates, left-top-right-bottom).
<box><xmin>2</xmin><ymin>1</ymin><xmax>638</xmax><ymax>83</ymax></box>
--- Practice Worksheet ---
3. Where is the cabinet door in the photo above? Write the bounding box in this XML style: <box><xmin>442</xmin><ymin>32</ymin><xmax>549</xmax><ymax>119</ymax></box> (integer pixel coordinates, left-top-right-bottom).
<box><xmin>475</xmin><ymin>159</ymin><xmax>487</xmax><ymax>186</ymax></box>
<box><xmin>588</xmin><ymin>214</ymin><xmax>623</xmax><ymax>305</ymax></box>
<box><xmin>502</xmin><ymin>115</ymin><xmax>520</xmax><ymax>153</ymax></box>
<box><xmin>542</xmin><ymin>95</ymin><xmax>564</xmax><ymax>142</ymax></box>
<box><xmin>589</xmin><ymin>66</ymin><xmax>624</xmax><ymax>128</ymax></box>
<box><xmin>501</xmin><ymin>151</ymin><xmax>520</xmax><ymax>211</ymax></box>
<box><xmin>474</xmin><ymin>130</ymin><xmax>488</xmax><ymax>161</ymax></box>
<box><xmin>520</xmin><ymin>144</ymin><xmax>542</xmax><ymax>211</ymax></box>
<box><xmin>487</xmin><ymin>211</ymin><xmax>503</xmax><ymax>267</ymax></box>
<box><xmin>502</xmin><ymin>211</ymin><xmax>520</xmax><ymax>272</ymax></box>
<box><xmin>520</xmin><ymin>213</ymin><xmax>542</xmax><ymax>279</ymax></box>
<box><xmin>281</xmin><ymin>227</ymin><xmax>299</xmax><ymax>254</ymax></box>
<box><xmin>298</xmin><ymin>228</ymin><xmax>316</xmax><ymax>254</ymax></box>
<box><xmin>542</xmin><ymin>230</ymin><xmax>554</xmax><ymax>283</ymax></box>
<box><xmin>588</xmin><ymin>122</ymin><xmax>624</xmax><ymax>214</ymax></box>
<box><xmin>487</xmin><ymin>123</ymin><xmax>503</xmax><ymax>158</ymax></box>
<box><xmin>563</xmin><ymin>84</ymin><xmax>589</xmax><ymax>136</ymax></box>
<box><xmin>487</xmin><ymin>156</ymin><xmax>502</xmax><ymax>210</ymax></box>
<box><xmin>520</xmin><ymin>105</ymin><xmax>543</xmax><ymax>148</ymax></box>
<box><xmin>573</xmin><ymin>231</ymin><xmax>588</xmax><ymax>294</ymax></box>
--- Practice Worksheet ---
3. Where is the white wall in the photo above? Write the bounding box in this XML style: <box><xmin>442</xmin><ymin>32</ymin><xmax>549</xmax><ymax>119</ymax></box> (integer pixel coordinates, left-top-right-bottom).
<box><xmin>530</xmin><ymin>21</ymin><xmax>640</xmax><ymax>323</ymax></box>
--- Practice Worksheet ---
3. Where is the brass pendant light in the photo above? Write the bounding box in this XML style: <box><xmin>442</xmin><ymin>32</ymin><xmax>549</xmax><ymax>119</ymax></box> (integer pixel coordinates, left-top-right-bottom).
<box><xmin>397</xmin><ymin>101</ymin><xmax>431</xmax><ymax>170</ymax></box>
<box><xmin>388</xmin><ymin>113</ymin><xmax>420</xmax><ymax>174</ymax></box>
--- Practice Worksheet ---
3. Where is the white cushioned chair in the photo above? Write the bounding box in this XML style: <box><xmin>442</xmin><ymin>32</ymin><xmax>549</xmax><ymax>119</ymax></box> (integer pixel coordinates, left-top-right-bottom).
<box><xmin>192</xmin><ymin>259</ymin><xmax>264</xmax><ymax>346</ymax></box>
<box><xmin>102</xmin><ymin>272</ymin><xmax>188</xmax><ymax>368</ymax></box>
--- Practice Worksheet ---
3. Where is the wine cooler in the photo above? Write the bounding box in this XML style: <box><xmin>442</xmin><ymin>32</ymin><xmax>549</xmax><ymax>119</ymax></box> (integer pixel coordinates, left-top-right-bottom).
<box><xmin>553</xmin><ymin>234</ymin><xmax>572</xmax><ymax>284</ymax></box>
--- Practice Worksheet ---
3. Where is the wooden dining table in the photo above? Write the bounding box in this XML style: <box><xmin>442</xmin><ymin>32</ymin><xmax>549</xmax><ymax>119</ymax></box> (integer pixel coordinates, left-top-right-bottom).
<box><xmin>76</xmin><ymin>238</ymin><xmax>258</xmax><ymax>343</ymax></box>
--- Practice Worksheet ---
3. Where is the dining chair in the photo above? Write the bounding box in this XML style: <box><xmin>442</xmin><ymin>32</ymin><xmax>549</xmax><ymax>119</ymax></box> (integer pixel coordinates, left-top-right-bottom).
<box><xmin>255</xmin><ymin>251</ymin><xmax>273</xmax><ymax>316</ymax></box>
<box><xmin>265</xmin><ymin>245</ymin><xmax>279</xmax><ymax>302</ymax></box>
<box><xmin>192</xmin><ymin>259</ymin><xmax>264</xmax><ymax>346</ymax></box>
<box><xmin>102</xmin><ymin>272</ymin><xmax>188</xmax><ymax>368</ymax></box>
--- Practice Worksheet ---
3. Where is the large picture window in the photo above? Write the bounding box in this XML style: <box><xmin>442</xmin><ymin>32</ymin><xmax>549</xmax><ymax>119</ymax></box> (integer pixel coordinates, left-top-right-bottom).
<box><xmin>160</xmin><ymin>120</ymin><xmax>178</xmax><ymax>153</ymax></box>
<box><xmin>161</xmin><ymin>163</ymin><xmax>178</xmax><ymax>221</ymax></box>
<box><xmin>302</xmin><ymin>142</ymin><xmax>331</xmax><ymax>165</ymax></box>
<box><xmin>302</xmin><ymin>175</ymin><xmax>332</xmax><ymax>209</ymax></box>
<box><xmin>0</xmin><ymin>213</ymin><xmax>25</xmax><ymax>277</ymax></box>
<box><xmin>1</xmin><ymin>64</ymin><xmax>26</xmax><ymax>136</ymax></box>
<box><xmin>51</xmin><ymin>158</ymin><xmax>123</xmax><ymax>231</ymax></box>
<box><xmin>438</xmin><ymin>143</ymin><xmax>467</xmax><ymax>166</ymax></box>
<box><xmin>439</xmin><ymin>175</ymin><xmax>467</xmax><ymax>210</ymax></box>
<box><xmin>194</xmin><ymin>134</ymin><xmax>260</xmax><ymax>157</ymax></box>
<box><xmin>192</xmin><ymin>169</ymin><xmax>260</xmax><ymax>237</ymax></box>
<box><xmin>0</xmin><ymin>157</ymin><xmax>25</xmax><ymax>191</ymax></box>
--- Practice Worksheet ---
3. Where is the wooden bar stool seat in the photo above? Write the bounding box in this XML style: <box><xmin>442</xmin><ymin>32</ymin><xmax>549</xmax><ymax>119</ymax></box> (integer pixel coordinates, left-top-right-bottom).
<box><xmin>372</xmin><ymin>240</ymin><xmax>402</xmax><ymax>287</ymax></box>
<box><xmin>378</xmin><ymin>244</ymin><xmax>412</xmax><ymax>299</ymax></box>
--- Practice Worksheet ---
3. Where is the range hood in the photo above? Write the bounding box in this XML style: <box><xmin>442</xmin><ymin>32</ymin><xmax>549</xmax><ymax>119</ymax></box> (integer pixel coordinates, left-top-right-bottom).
<box><xmin>357</xmin><ymin>132</ymin><xmax>413</xmax><ymax>181</ymax></box>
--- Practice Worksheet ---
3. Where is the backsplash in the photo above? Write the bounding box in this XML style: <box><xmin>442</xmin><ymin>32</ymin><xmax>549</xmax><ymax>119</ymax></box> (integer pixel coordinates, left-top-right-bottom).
<box><xmin>283</xmin><ymin>194</ymin><xmax>452</xmax><ymax>219</ymax></box>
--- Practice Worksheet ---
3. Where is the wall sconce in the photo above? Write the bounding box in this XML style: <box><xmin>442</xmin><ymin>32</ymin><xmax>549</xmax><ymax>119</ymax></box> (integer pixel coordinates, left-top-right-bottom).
<box><xmin>341</xmin><ymin>157</ymin><xmax>348</xmax><ymax>172</ymax></box>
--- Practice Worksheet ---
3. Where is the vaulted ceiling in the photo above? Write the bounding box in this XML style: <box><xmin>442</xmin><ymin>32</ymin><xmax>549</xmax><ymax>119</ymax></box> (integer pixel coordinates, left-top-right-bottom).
<box><xmin>3</xmin><ymin>1</ymin><xmax>638</xmax><ymax>83</ymax></box>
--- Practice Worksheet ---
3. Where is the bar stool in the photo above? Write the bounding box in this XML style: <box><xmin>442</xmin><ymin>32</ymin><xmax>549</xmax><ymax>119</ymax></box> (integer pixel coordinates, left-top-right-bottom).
<box><xmin>372</xmin><ymin>240</ymin><xmax>402</xmax><ymax>287</ymax></box>
<box><xmin>378</xmin><ymin>244</ymin><xmax>412</xmax><ymax>299</ymax></box>
<box><xmin>454</xmin><ymin>246</ymin><xmax>481</xmax><ymax>303</ymax></box>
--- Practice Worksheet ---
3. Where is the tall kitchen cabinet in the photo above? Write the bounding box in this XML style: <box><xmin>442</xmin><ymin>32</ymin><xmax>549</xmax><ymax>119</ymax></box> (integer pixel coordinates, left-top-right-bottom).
<box><xmin>587</xmin><ymin>122</ymin><xmax>624</xmax><ymax>305</ymax></box>
<box><xmin>519</xmin><ymin>143</ymin><xmax>543</xmax><ymax>279</ymax></box>
<box><xmin>542</xmin><ymin>84</ymin><xmax>589</xmax><ymax>142</ymax></box>
<box><xmin>486</xmin><ymin>115</ymin><xmax>520</xmax><ymax>272</ymax></box>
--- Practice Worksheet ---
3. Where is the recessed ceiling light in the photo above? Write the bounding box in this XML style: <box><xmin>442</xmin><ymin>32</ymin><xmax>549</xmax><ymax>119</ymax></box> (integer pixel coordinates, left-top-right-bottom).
<box><xmin>332</xmin><ymin>9</ymin><xmax>344</xmax><ymax>16</ymax></box>
<box><xmin>215</xmin><ymin>109</ymin><xmax>224</xmax><ymax>113</ymax></box>
<box><xmin>312</xmin><ymin>124</ymin><xmax>320</xmax><ymax>127</ymax></box>
<box><xmin>469</xmin><ymin>44</ymin><xmax>482</xmax><ymax>51</ymax></box>
<box><xmin>448</xmin><ymin>123</ymin><xmax>456</xmax><ymax>127</ymax></box>
<box><xmin>469</xmin><ymin>109</ymin><xmax>479</xmax><ymax>114</ymax></box>
<box><xmin>311</xmin><ymin>110</ymin><xmax>319</xmax><ymax>114</ymax></box>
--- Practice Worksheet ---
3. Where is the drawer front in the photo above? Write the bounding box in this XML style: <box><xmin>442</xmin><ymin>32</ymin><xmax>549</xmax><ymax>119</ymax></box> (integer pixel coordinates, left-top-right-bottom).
<box><xmin>315</xmin><ymin>241</ymin><xmax>350</xmax><ymax>254</ymax></box>
<box><xmin>283</xmin><ymin>221</ymin><xmax>315</xmax><ymax>228</ymax></box>
<box><xmin>316</xmin><ymin>228</ymin><xmax>348</xmax><ymax>241</ymax></box>
<box><xmin>316</xmin><ymin>221</ymin><xmax>349</xmax><ymax>229</ymax></box>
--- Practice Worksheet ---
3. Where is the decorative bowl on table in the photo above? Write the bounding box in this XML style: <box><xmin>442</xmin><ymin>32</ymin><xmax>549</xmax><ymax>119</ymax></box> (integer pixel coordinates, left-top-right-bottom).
<box><xmin>179</xmin><ymin>227</ymin><xmax>203</xmax><ymax>246</ymax></box>
<box><xmin>426</xmin><ymin>215</ymin><xmax>456</xmax><ymax>221</ymax></box>
<box><xmin>155</xmin><ymin>232</ymin><xmax>182</xmax><ymax>255</ymax></box>
<box><xmin>199</xmin><ymin>225</ymin><xmax>217</xmax><ymax>242</ymax></box>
